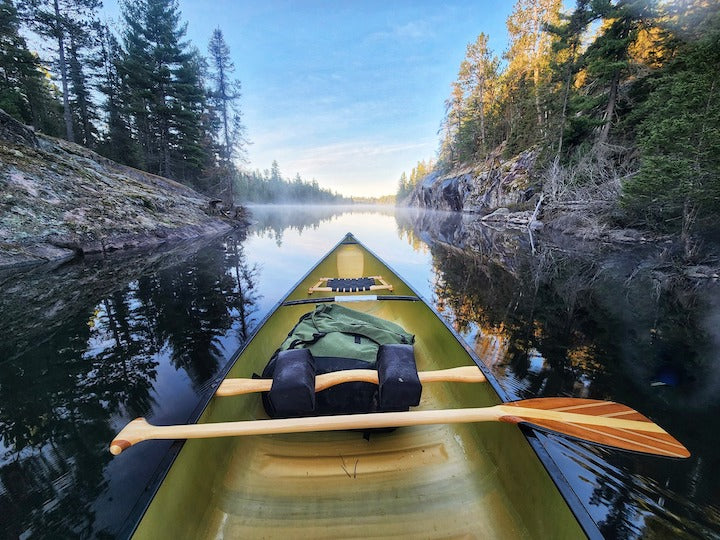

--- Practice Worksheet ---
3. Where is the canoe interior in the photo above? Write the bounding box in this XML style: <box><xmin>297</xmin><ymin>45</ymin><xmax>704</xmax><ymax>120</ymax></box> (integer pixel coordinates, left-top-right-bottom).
<box><xmin>132</xmin><ymin>237</ymin><xmax>586</xmax><ymax>539</ymax></box>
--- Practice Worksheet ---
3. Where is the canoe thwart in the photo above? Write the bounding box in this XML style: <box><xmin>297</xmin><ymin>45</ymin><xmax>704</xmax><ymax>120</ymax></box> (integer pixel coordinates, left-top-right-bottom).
<box><xmin>308</xmin><ymin>275</ymin><xmax>393</xmax><ymax>294</ymax></box>
<box><xmin>215</xmin><ymin>365</ymin><xmax>488</xmax><ymax>397</ymax></box>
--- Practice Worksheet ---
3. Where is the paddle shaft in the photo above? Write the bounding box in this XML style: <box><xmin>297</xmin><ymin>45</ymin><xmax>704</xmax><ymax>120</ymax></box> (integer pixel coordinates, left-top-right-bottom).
<box><xmin>215</xmin><ymin>365</ymin><xmax>487</xmax><ymax>397</ymax></box>
<box><xmin>110</xmin><ymin>402</ymin><xmax>666</xmax><ymax>456</ymax></box>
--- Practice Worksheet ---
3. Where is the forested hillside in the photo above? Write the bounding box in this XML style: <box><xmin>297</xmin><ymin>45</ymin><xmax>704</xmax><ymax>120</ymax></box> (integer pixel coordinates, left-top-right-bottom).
<box><xmin>0</xmin><ymin>0</ymin><xmax>340</xmax><ymax>204</ymax></box>
<box><xmin>397</xmin><ymin>0</ymin><xmax>720</xmax><ymax>252</ymax></box>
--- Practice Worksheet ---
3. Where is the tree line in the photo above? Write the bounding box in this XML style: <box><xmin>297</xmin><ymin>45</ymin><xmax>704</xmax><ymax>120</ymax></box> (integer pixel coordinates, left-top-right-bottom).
<box><xmin>398</xmin><ymin>0</ymin><xmax>720</xmax><ymax>244</ymax></box>
<box><xmin>239</xmin><ymin>160</ymin><xmax>348</xmax><ymax>204</ymax></box>
<box><xmin>0</xmin><ymin>0</ymin><xmax>340</xmax><ymax>204</ymax></box>
<box><xmin>396</xmin><ymin>159</ymin><xmax>433</xmax><ymax>202</ymax></box>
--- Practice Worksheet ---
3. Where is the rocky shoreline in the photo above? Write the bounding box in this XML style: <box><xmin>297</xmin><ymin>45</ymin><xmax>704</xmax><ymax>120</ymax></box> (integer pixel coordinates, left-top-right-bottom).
<box><xmin>401</xmin><ymin>149</ymin><xmax>719</xmax><ymax>279</ymax></box>
<box><xmin>404</xmin><ymin>149</ymin><xmax>671</xmax><ymax>246</ymax></box>
<box><xmin>0</xmin><ymin>110</ymin><xmax>246</xmax><ymax>269</ymax></box>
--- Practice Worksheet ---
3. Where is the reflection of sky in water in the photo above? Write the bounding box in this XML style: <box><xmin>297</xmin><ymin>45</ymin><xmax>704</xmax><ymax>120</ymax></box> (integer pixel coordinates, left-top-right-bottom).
<box><xmin>1</xmin><ymin>205</ymin><xmax>718</xmax><ymax>538</ymax></box>
<box><xmin>246</xmin><ymin>207</ymin><xmax>436</xmax><ymax>311</ymax></box>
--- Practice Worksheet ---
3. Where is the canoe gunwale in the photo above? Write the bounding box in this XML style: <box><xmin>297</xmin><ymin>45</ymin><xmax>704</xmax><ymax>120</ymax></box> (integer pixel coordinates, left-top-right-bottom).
<box><xmin>119</xmin><ymin>233</ymin><xmax>360</xmax><ymax>537</ymax></box>
<box><xmin>121</xmin><ymin>232</ymin><xmax>602</xmax><ymax>539</ymax></box>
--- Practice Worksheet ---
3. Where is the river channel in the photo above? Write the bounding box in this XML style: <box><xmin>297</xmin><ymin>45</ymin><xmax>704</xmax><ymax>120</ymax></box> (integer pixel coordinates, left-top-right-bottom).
<box><xmin>1</xmin><ymin>205</ymin><xmax>718</xmax><ymax>538</ymax></box>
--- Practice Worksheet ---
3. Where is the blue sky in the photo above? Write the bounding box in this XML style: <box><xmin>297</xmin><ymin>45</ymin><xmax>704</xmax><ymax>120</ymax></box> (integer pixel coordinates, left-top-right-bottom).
<box><xmin>104</xmin><ymin>1</ymin><xmax>517</xmax><ymax>197</ymax></box>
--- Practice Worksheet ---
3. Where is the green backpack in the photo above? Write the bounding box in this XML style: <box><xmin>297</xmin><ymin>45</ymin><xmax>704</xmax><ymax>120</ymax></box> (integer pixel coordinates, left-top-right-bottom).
<box><xmin>261</xmin><ymin>303</ymin><xmax>419</xmax><ymax>417</ymax></box>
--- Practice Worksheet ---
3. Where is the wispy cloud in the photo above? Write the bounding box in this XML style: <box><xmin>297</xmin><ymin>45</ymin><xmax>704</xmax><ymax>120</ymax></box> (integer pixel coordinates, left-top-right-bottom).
<box><xmin>367</xmin><ymin>19</ymin><xmax>436</xmax><ymax>42</ymax></box>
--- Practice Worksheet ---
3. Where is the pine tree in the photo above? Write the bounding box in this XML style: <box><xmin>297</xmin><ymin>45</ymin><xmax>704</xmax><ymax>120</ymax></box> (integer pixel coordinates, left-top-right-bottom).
<box><xmin>25</xmin><ymin>0</ymin><xmax>101</xmax><ymax>143</ymax></box>
<box><xmin>173</xmin><ymin>48</ymin><xmax>214</xmax><ymax>186</ymax></box>
<box><xmin>96</xmin><ymin>24</ymin><xmax>138</xmax><ymax>165</ymax></box>
<box><xmin>396</xmin><ymin>171</ymin><xmax>409</xmax><ymax>201</ymax></box>
<box><xmin>438</xmin><ymin>82</ymin><xmax>464</xmax><ymax>167</ymax></box>
<box><xmin>208</xmin><ymin>28</ymin><xmax>245</xmax><ymax>164</ymax></box>
<box><xmin>0</xmin><ymin>0</ymin><xmax>62</xmax><ymax>132</ymax></box>
<box><xmin>546</xmin><ymin>0</ymin><xmax>592</xmax><ymax>155</ymax></box>
<box><xmin>208</xmin><ymin>28</ymin><xmax>247</xmax><ymax>202</ymax></box>
<box><xmin>66</xmin><ymin>23</ymin><xmax>97</xmax><ymax>147</ymax></box>
<box><xmin>456</xmin><ymin>33</ymin><xmax>499</xmax><ymax>158</ymax></box>
<box><xmin>572</xmin><ymin>0</ymin><xmax>655</xmax><ymax>147</ymax></box>
<box><xmin>502</xmin><ymin>0</ymin><xmax>562</xmax><ymax>151</ymax></box>
<box><xmin>622</xmin><ymin>8</ymin><xmax>720</xmax><ymax>245</ymax></box>
<box><xmin>118</xmin><ymin>0</ymin><xmax>210</xmax><ymax>183</ymax></box>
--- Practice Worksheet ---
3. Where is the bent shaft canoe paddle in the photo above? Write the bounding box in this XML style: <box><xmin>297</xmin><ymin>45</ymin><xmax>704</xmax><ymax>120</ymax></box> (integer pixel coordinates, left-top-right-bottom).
<box><xmin>110</xmin><ymin>397</ymin><xmax>689</xmax><ymax>458</ymax></box>
<box><xmin>215</xmin><ymin>365</ymin><xmax>487</xmax><ymax>397</ymax></box>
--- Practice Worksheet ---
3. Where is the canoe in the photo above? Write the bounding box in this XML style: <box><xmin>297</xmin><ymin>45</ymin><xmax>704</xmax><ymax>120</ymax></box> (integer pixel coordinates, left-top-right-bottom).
<box><xmin>114</xmin><ymin>233</ymin><xmax>684</xmax><ymax>539</ymax></box>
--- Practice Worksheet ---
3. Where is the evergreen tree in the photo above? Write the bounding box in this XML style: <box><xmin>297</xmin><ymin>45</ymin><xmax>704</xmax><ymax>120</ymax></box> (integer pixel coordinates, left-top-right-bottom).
<box><xmin>118</xmin><ymin>0</ymin><xmax>210</xmax><ymax>183</ymax></box>
<box><xmin>96</xmin><ymin>24</ymin><xmax>138</xmax><ymax>165</ymax></box>
<box><xmin>25</xmin><ymin>0</ymin><xmax>101</xmax><ymax>143</ymax></box>
<box><xmin>570</xmin><ymin>0</ymin><xmax>655</xmax><ymax>147</ymax></box>
<box><xmin>456</xmin><ymin>33</ymin><xmax>499</xmax><ymax>158</ymax></box>
<box><xmin>438</xmin><ymin>82</ymin><xmax>464</xmax><ymax>167</ymax></box>
<box><xmin>546</xmin><ymin>0</ymin><xmax>593</xmax><ymax>155</ymax></box>
<box><xmin>0</xmin><ymin>0</ymin><xmax>62</xmax><ymax>133</ymax></box>
<box><xmin>208</xmin><ymin>28</ymin><xmax>247</xmax><ymax>202</ymax></box>
<box><xmin>234</xmin><ymin>163</ymin><xmax>348</xmax><ymax>203</ymax></box>
<box><xmin>622</xmin><ymin>9</ymin><xmax>720</xmax><ymax>244</ymax></box>
<box><xmin>438</xmin><ymin>33</ymin><xmax>500</xmax><ymax>167</ymax></box>
<box><xmin>173</xmin><ymin>48</ymin><xmax>214</xmax><ymax>186</ymax></box>
<box><xmin>396</xmin><ymin>171</ymin><xmax>409</xmax><ymax>201</ymax></box>
<box><xmin>502</xmin><ymin>0</ymin><xmax>561</xmax><ymax>152</ymax></box>
<box><xmin>66</xmin><ymin>23</ymin><xmax>98</xmax><ymax>147</ymax></box>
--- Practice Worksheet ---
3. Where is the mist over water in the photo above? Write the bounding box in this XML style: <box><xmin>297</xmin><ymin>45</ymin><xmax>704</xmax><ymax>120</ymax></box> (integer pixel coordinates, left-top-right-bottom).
<box><xmin>1</xmin><ymin>205</ymin><xmax>718</xmax><ymax>538</ymax></box>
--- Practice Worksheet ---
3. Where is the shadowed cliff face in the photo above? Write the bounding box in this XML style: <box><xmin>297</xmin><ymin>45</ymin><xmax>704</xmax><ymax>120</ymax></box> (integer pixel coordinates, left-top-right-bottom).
<box><xmin>0</xmin><ymin>110</ymin><xmax>241</xmax><ymax>269</ymax></box>
<box><xmin>406</xmin><ymin>149</ymin><xmax>539</xmax><ymax>214</ymax></box>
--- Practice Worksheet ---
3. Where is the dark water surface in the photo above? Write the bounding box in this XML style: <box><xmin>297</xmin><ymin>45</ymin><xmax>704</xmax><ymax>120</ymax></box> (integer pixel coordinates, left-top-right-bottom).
<box><xmin>1</xmin><ymin>205</ymin><xmax>718</xmax><ymax>538</ymax></box>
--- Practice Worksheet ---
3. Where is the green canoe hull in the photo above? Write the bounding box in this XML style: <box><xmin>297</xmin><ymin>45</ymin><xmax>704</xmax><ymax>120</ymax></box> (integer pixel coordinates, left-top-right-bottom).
<box><xmin>131</xmin><ymin>234</ymin><xmax>594</xmax><ymax>539</ymax></box>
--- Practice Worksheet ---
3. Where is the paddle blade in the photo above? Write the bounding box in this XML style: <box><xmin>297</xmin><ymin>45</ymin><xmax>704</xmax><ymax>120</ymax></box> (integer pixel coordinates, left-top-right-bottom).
<box><xmin>499</xmin><ymin>398</ymin><xmax>690</xmax><ymax>458</ymax></box>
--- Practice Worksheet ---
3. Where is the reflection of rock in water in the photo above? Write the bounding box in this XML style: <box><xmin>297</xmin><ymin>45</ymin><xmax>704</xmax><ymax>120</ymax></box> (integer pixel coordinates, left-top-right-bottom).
<box><xmin>0</xmin><ymin>228</ymin><xmax>259</xmax><ymax>538</ymax></box>
<box><xmin>395</xmin><ymin>206</ymin><xmax>531</xmax><ymax>276</ymax></box>
<box><xmin>0</xmin><ymin>234</ymin><xmax>236</xmax><ymax>362</ymax></box>
<box><xmin>396</xmin><ymin>205</ymin><xmax>720</xmax><ymax>409</ymax></box>
<box><xmin>397</xmin><ymin>206</ymin><xmax>720</xmax><ymax>539</ymax></box>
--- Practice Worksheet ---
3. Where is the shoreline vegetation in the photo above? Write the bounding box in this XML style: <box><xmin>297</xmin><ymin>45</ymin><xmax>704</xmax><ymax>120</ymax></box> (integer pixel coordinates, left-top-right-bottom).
<box><xmin>1</xmin><ymin>0</ymin><xmax>718</xmax><ymax>276</ymax></box>
<box><xmin>0</xmin><ymin>109</ymin><xmax>246</xmax><ymax>269</ymax></box>
<box><xmin>395</xmin><ymin>1</ymin><xmax>720</xmax><ymax>266</ymax></box>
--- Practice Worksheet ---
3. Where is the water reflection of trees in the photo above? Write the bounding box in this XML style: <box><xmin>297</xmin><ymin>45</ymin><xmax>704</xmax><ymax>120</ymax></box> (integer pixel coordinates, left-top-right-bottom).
<box><xmin>0</xmin><ymin>231</ymin><xmax>259</xmax><ymax>537</ymax></box>
<box><xmin>398</xmin><ymin>208</ymin><xmax>720</xmax><ymax>538</ymax></box>
<box><xmin>249</xmin><ymin>204</ymin><xmax>396</xmax><ymax>245</ymax></box>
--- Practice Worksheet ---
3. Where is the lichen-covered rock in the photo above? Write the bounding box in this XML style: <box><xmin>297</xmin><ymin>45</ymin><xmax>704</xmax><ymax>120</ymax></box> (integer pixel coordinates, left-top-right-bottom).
<box><xmin>406</xmin><ymin>149</ymin><xmax>540</xmax><ymax>216</ymax></box>
<box><xmin>0</xmin><ymin>109</ymin><xmax>38</xmax><ymax>148</ymax></box>
<box><xmin>0</xmin><ymin>111</ymin><xmax>244</xmax><ymax>268</ymax></box>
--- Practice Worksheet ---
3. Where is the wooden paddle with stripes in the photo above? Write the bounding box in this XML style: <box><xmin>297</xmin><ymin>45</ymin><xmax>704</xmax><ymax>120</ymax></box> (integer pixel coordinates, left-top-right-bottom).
<box><xmin>110</xmin><ymin>397</ymin><xmax>689</xmax><ymax>458</ymax></box>
<box><xmin>496</xmin><ymin>398</ymin><xmax>689</xmax><ymax>458</ymax></box>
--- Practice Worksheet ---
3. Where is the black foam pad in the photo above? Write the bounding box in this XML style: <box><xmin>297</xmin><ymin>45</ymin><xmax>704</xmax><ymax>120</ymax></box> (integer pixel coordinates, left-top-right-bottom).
<box><xmin>376</xmin><ymin>344</ymin><xmax>421</xmax><ymax>411</ymax></box>
<box><xmin>326</xmin><ymin>277</ymin><xmax>375</xmax><ymax>292</ymax></box>
<box><xmin>268</xmin><ymin>349</ymin><xmax>316</xmax><ymax>417</ymax></box>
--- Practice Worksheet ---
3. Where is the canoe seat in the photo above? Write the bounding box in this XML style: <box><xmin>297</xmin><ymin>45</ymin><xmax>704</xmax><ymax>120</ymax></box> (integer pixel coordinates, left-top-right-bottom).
<box><xmin>308</xmin><ymin>275</ymin><xmax>393</xmax><ymax>294</ymax></box>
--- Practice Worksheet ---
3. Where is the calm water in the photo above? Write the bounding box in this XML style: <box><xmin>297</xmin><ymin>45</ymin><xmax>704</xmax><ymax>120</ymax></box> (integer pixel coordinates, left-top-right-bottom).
<box><xmin>1</xmin><ymin>205</ymin><xmax>719</xmax><ymax>539</ymax></box>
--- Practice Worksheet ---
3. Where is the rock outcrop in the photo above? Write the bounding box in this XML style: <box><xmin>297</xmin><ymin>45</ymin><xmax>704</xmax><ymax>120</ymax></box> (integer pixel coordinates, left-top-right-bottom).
<box><xmin>0</xmin><ymin>109</ymin><xmax>245</xmax><ymax>268</ymax></box>
<box><xmin>406</xmin><ymin>149</ymin><xmax>540</xmax><ymax>222</ymax></box>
